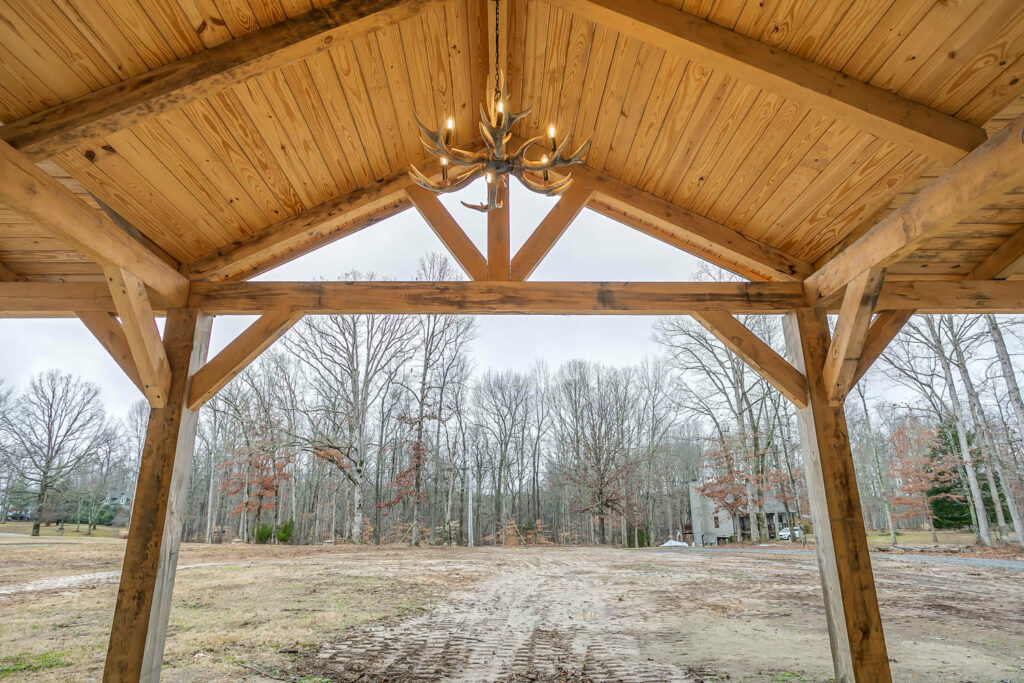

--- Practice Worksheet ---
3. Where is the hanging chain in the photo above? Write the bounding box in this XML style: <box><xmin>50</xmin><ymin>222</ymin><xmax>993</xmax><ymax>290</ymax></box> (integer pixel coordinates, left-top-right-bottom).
<box><xmin>493</xmin><ymin>0</ymin><xmax>500</xmax><ymax>99</ymax></box>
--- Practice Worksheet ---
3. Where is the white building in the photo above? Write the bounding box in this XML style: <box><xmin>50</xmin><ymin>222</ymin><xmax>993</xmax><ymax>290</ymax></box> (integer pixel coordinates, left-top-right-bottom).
<box><xmin>688</xmin><ymin>481</ymin><xmax>801</xmax><ymax>545</ymax></box>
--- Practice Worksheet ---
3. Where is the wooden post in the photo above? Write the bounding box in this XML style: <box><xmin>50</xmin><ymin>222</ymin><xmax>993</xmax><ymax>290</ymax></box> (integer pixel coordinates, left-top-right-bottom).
<box><xmin>104</xmin><ymin>308</ymin><xmax>212</xmax><ymax>682</ymax></box>
<box><xmin>782</xmin><ymin>308</ymin><xmax>891</xmax><ymax>683</ymax></box>
<box><xmin>487</xmin><ymin>181</ymin><xmax>511</xmax><ymax>280</ymax></box>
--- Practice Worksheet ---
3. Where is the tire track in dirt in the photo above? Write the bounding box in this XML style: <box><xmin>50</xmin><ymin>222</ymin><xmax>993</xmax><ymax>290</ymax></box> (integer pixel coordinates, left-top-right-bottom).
<box><xmin>313</xmin><ymin>555</ymin><xmax>702</xmax><ymax>682</ymax></box>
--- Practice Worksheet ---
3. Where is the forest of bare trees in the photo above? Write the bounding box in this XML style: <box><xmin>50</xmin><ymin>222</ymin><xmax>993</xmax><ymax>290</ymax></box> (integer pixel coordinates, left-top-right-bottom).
<box><xmin>2</xmin><ymin>258</ymin><xmax>1022</xmax><ymax>548</ymax></box>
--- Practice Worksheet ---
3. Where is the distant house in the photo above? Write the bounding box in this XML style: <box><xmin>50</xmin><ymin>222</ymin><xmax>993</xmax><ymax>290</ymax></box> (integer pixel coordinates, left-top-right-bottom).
<box><xmin>105</xmin><ymin>490</ymin><xmax>132</xmax><ymax>507</ymax></box>
<box><xmin>688</xmin><ymin>482</ymin><xmax>801</xmax><ymax>545</ymax></box>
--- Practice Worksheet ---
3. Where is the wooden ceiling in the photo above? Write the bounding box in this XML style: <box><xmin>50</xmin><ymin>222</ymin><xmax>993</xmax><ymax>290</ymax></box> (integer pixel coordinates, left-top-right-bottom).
<box><xmin>0</xmin><ymin>0</ymin><xmax>1023</xmax><ymax>285</ymax></box>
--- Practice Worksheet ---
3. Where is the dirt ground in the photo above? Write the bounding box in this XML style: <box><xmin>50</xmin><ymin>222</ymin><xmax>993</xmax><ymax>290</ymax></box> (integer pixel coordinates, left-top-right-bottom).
<box><xmin>0</xmin><ymin>539</ymin><xmax>1021</xmax><ymax>682</ymax></box>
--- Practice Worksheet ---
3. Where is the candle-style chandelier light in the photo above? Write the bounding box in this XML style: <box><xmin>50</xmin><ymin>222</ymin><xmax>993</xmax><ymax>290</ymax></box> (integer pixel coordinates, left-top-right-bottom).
<box><xmin>408</xmin><ymin>0</ymin><xmax>590</xmax><ymax>212</ymax></box>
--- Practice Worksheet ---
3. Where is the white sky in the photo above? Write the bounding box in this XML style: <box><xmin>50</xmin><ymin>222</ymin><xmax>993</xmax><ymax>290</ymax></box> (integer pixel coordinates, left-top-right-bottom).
<box><xmin>0</xmin><ymin>177</ymin><xmax>706</xmax><ymax>418</ymax></box>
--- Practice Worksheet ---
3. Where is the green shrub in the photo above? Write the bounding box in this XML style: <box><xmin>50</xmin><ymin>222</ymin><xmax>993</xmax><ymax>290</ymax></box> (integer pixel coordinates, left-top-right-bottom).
<box><xmin>276</xmin><ymin>519</ymin><xmax>295</xmax><ymax>544</ymax></box>
<box><xmin>255</xmin><ymin>522</ymin><xmax>274</xmax><ymax>544</ymax></box>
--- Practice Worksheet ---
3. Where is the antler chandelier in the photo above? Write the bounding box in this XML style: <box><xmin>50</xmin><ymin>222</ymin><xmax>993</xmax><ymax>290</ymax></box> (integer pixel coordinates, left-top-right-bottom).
<box><xmin>409</xmin><ymin>0</ymin><xmax>590</xmax><ymax>212</ymax></box>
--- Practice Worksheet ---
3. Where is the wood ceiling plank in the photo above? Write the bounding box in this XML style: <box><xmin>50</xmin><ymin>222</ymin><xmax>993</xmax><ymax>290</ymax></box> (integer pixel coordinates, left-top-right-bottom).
<box><xmin>617</xmin><ymin>52</ymin><xmax>688</xmax><ymax>187</ymax></box>
<box><xmin>807</xmin><ymin>112</ymin><xmax>1024</xmax><ymax>301</ymax></box>
<box><xmin>375</xmin><ymin>23</ymin><xmax>426</xmax><ymax>160</ymax></box>
<box><xmin>547</xmin><ymin>0</ymin><xmax>986</xmax><ymax>164</ymax></box>
<box><xmin>1</xmin><ymin>0</ymin><xmax>439</xmax><ymax>160</ymax></box>
<box><xmin>970</xmin><ymin>225</ymin><xmax>1024</xmax><ymax>280</ymax></box>
<box><xmin>0</xmin><ymin>138</ymin><xmax>187</xmax><ymax>301</ymax></box>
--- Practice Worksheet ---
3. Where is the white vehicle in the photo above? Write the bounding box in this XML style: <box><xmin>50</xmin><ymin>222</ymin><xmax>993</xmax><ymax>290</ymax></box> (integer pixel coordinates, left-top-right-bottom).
<box><xmin>777</xmin><ymin>527</ymin><xmax>803</xmax><ymax>540</ymax></box>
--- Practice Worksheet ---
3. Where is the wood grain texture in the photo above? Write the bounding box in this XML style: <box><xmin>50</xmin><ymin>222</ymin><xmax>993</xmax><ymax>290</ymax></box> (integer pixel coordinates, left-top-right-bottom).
<box><xmin>783</xmin><ymin>307</ymin><xmax>891</xmax><ymax>683</ymax></box>
<box><xmin>548</xmin><ymin>0</ymin><xmax>986</xmax><ymax>164</ymax></box>
<box><xmin>970</xmin><ymin>225</ymin><xmax>1024</xmax><ymax>280</ymax></box>
<box><xmin>405</xmin><ymin>185</ymin><xmax>487</xmax><ymax>281</ymax></box>
<box><xmin>850</xmin><ymin>310</ymin><xmax>915</xmax><ymax>388</ymax></box>
<box><xmin>1</xmin><ymin>0</ymin><xmax>442</xmax><ymax>160</ymax></box>
<box><xmin>691</xmin><ymin>311</ymin><xmax>807</xmax><ymax>408</ymax></box>
<box><xmin>103</xmin><ymin>266</ymin><xmax>171</xmax><ymax>408</ymax></box>
<box><xmin>822</xmin><ymin>267</ymin><xmax>885</xmax><ymax>406</ymax></box>
<box><xmin>0</xmin><ymin>139</ymin><xmax>187</xmax><ymax>301</ymax></box>
<box><xmin>511</xmin><ymin>183</ymin><xmax>592</xmax><ymax>280</ymax></box>
<box><xmin>104</xmin><ymin>309</ymin><xmax>211</xmax><ymax>682</ymax></box>
<box><xmin>807</xmin><ymin>112</ymin><xmax>1024</xmax><ymax>301</ymax></box>
<box><xmin>188</xmin><ymin>310</ymin><xmax>304</xmax><ymax>410</ymax></box>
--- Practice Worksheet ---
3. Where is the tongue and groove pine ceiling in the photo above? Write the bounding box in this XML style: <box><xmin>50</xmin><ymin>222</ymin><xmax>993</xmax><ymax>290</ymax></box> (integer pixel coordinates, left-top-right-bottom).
<box><xmin>0</xmin><ymin>0</ymin><xmax>1022</xmax><ymax>285</ymax></box>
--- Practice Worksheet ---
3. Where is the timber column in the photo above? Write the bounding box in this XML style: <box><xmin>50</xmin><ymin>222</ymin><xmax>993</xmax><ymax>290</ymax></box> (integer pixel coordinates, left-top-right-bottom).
<box><xmin>782</xmin><ymin>308</ymin><xmax>890</xmax><ymax>682</ymax></box>
<box><xmin>105</xmin><ymin>309</ymin><xmax>211</xmax><ymax>682</ymax></box>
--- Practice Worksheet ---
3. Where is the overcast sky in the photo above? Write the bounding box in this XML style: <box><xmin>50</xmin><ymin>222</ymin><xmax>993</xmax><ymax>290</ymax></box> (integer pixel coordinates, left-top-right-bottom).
<box><xmin>0</xmin><ymin>177</ymin><xmax>707</xmax><ymax>418</ymax></box>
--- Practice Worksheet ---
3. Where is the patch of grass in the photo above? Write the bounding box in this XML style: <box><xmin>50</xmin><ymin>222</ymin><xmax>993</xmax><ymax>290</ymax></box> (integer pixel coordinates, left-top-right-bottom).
<box><xmin>0</xmin><ymin>651</ymin><xmax>68</xmax><ymax>677</ymax></box>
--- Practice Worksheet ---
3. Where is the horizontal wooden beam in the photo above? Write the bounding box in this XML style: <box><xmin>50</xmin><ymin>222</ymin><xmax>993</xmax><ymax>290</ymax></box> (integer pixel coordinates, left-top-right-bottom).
<box><xmin>0</xmin><ymin>0</ymin><xmax>438</xmax><ymax>160</ymax></box>
<box><xmin>575</xmin><ymin>166</ymin><xmax>812</xmax><ymax>282</ymax></box>
<box><xmin>822</xmin><ymin>268</ymin><xmax>885</xmax><ymax>406</ymax></box>
<box><xmin>405</xmin><ymin>185</ymin><xmax>488</xmax><ymax>281</ymax></box>
<box><xmin>188</xmin><ymin>310</ymin><xmax>303</xmax><ymax>410</ymax></box>
<box><xmin>0</xmin><ymin>140</ymin><xmax>188</xmax><ymax>302</ymax></box>
<box><xmin>4</xmin><ymin>281</ymin><xmax>1020</xmax><ymax>316</ymax></box>
<box><xmin>807</xmin><ymin>113</ymin><xmax>1024</xmax><ymax>302</ymax></box>
<box><xmin>188</xmin><ymin>281</ymin><xmax>806</xmax><ymax>315</ymax></box>
<box><xmin>511</xmin><ymin>184</ymin><xmax>593</xmax><ymax>281</ymax></box>
<box><xmin>691</xmin><ymin>311</ymin><xmax>807</xmax><ymax>408</ymax></box>
<box><xmin>850</xmin><ymin>310</ymin><xmax>915</xmax><ymax>388</ymax></box>
<box><xmin>548</xmin><ymin>0</ymin><xmax>985</xmax><ymax>165</ymax></box>
<box><xmin>104</xmin><ymin>267</ymin><xmax>171</xmax><ymax>408</ymax></box>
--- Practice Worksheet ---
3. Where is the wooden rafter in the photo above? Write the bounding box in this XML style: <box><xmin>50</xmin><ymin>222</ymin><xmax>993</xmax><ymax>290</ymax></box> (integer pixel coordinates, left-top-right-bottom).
<box><xmin>691</xmin><ymin>311</ymin><xmax>807</xmax><ymax>408</ymax></box>
<box><xmin>0</xmin><ymin>0</ymin><xmax>440</xmax><ymax>160</ymax></box>
<box><xmin>970</xmin><ymin>226</ymin><xmax>1024</xmax><ymax>281</ymax></box>
<box><xmin>822</xmin><ymin>268</ymin><xmax>886</xmax><ymax>406</ymax></box>
<box><xmin>547</xmin><ymin>0</ymin><xmax>985</xmax><ymax>165</ymax></box>
<box><xmin>573</xmin><ymin>166</ymin><xmax>812</xmax><ymax>282</ymax></box>
<box><xmin>0</xmin><ymin>140</ymin><xmax>187</xmax><ymax>302</ymax></box>
<box><xmin>511</xmin><ymin>184</ymin><xmax>593</xmax><ymax>280</ymax></box>
<box><xmin>188</xmin><ymin>310</ymin><xmax>304</xmax><ymax>411</ymax></box>
<box><xmin>405</xmin><ymin>186</ymin><xmax>488</xmax><ymax>281</ymax></box>
<box><xmin>850</xmin><ymin>310</ymin><xmax>915</xmax><ymax>389</ymax></box>
<box><xmin>807</xmin><ymin>113</ymin><xmax>1024</xmax><ymax>302</ymax></box>
<box><xmin>104</xmin><ymin>267</ymin><xmax>171</xmax><ymax>408</ymax></box>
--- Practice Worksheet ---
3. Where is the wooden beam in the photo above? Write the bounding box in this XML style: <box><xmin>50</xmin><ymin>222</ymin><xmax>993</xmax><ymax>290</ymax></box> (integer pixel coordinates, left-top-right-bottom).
<box><xmin>1</xmin><ymin>0</ymin><xmax>439</xmax><ymax>160</ymax></box>
<box><xmin>0</xmin><ymin>140</ymin><xmax>188</xmax><ymax>302</ymax></box>
<box><xmin>1</xmin><ymin>261</ymin><xmax>145</xmax><ymax>395</ymax></box>
<box><xmin>691</xmin><ymin>311</ymin><xmax>807</xmax><ymax>408</ymax></box>
<box><xmin>104</xmin><ymin>267</ymin><xmax>171</xmax><ymax>408</ymax></box>
<box><xmin>822</xmin><ymin>268</ymin><xmax>886</xmax><ymax>406</ymax></box>
<box><xmin>782</xmin><ymin>308</ymin><xmax>891</xmax><ymax>682</ymax></box>
<box><xmin>187</xmin><ymin>280</ymin><xmax>804</xmax><ymax>314</ymax></box>
<box><xmin>575</xmin><ymin>166</ymin><xmax>812</xmax><ymax>282</ymax></box>
<box><xmin>807</xmin><ymin>113</ymin><xmax>1024</xmax><ymax>301</ymax></box>
<box><xmin>970</xmin><ymin>225</ymin><xmax>1024</xmax><ymax>281</ymax></box>
<box><xmin>405</xmin><ymin>185</ymin><xmax>488</xmax><ymax>281</ymax></box>
<box><xmin>188</xmin><ymin>310</ymin><xmax>304</xmax><ymax>411</ymax></box>
<box><xmin>185</xmin><ymin>171</ymin><xmax>414</xmax><ymax>282</ymax></box>
<box><xmin>511</xmin><ymin>184</ymin><xmax>592</xmax><ymax>280</ymax></box>
<box><xmin>487</xmin><ymin>181</ymin><xmax>511</xmax><ymax>280</ymax></box>
<box><xmin>850</xmin><ymin>310</ymin><xmax>915</xmax><ymax>388</ymax></box>
<box><xmin>77</xmin><ymin>311</ymin><xmax>147</xmax><ymax>396</ymax></box>
<box><xmin>105</xmin><ymin>309</ymin><xmax>211</xmax><ymax>682</ymax></box>
<box><xmin>548</xmin><ymin>0</ymin><xmax>984</xmax><ymax>165</ymax></box>
<box><xmin>874</xmin><ymin>281</ymin><xmax>1024</xmax><ymax>313</ymax></box>
<box><xmin>4</xmin><ymin>280</ymin><xmax>1021</xmax><ymax>316</ymax></box>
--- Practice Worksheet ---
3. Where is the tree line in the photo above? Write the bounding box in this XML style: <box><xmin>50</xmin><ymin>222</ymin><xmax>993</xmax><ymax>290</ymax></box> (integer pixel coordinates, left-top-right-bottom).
<box><xmin>1</xmin><ymin>258</ymin><xmax>1022</xmax><ymax>547</ymax></box>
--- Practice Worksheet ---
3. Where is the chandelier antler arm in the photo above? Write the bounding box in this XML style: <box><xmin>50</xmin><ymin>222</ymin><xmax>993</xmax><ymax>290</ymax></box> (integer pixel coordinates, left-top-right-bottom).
<box><xmin>518</xmin><ymin>134</ymin><xmax>592</xmax><ymax>171</ymax></box>
<box><xmin>514</xmin><ymin>168</ymin><xmax>573</xmax><ymax>196</ymax></box>
<box><xmin>410</xmin><ymin>163</ymin><xmax>485</xmax><ymax>194</ymax></box>
<box><xmin>414</xmin><ymin>114</ymin><xmax>488</xmax><ymax>166</ymax></box>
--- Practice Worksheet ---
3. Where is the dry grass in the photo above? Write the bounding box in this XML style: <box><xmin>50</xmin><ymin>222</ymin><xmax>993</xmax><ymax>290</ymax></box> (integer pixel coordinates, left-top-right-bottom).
<box><xmin>0</xmin><ymin>543</ymin><xmax>439</xmax><ymax>682</ymax></box>
<box><xmin>0</xmin><ymin>521</ymin><xmax>122</xmax><ymax>539</ymax></box>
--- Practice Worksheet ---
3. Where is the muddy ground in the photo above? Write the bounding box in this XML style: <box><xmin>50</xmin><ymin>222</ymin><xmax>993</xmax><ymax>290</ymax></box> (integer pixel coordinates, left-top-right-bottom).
<box><xmin>0</xmin><ymin>540</ymin><xmax>1021</xmax><ymax>682</ymax></box>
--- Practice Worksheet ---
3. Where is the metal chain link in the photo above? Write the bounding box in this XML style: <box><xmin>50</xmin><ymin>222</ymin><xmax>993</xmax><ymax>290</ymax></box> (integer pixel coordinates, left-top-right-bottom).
<box><xmin>494</xmin><ymin>0</ymin><xmax>500</xmax><ymax>99</ymax></box>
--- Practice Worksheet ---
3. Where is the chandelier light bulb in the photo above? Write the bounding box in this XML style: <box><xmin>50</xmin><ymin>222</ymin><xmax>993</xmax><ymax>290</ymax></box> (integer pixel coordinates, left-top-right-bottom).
<box><xmin>541</xmin><ymin>155</ymin><xmax>549</xmax><ymax>182</ymax></box>
<box><xmin>446</xmin><ymin>116</ymin><xmax>454</xmax><ymax>129</ymax></box>
<box><xmin>486</xmin><ymin>172</ymin><xmax>494</xmax><ymax>184</ymax></box>
<box><xmin>441</xmin><ymin>156</ymin><xmax>448</xmax><ymax>181</ymax></box>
